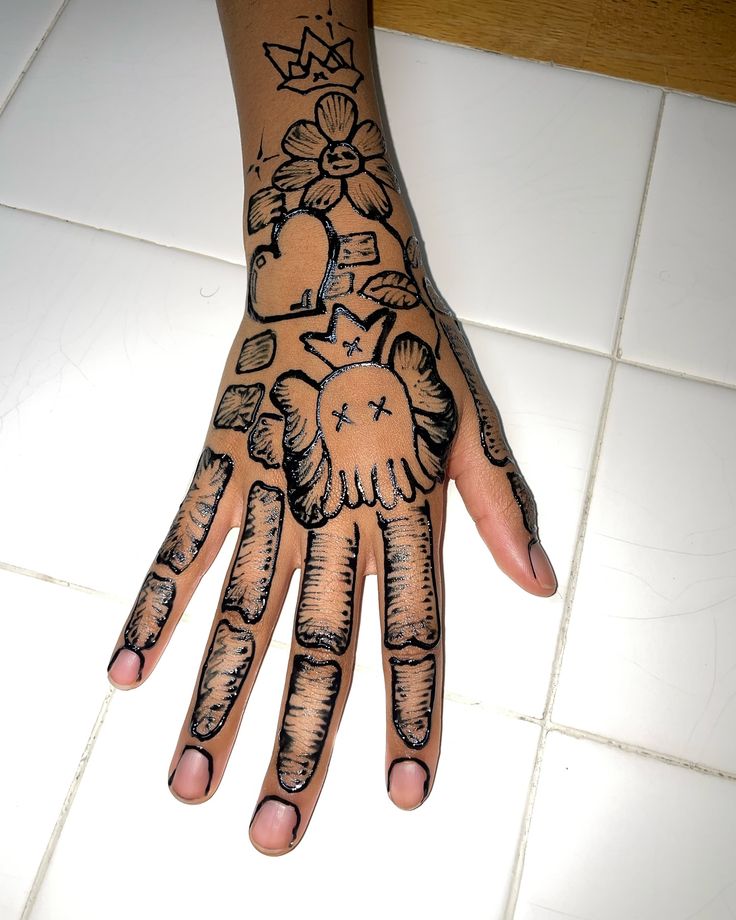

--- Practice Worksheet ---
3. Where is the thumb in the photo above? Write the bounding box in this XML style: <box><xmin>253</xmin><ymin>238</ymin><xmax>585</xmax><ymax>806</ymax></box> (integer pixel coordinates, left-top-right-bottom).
<box><xmin>448</xmin><ymin>414</ymin><xmax>557</xmax><ymax>597</ymax></box>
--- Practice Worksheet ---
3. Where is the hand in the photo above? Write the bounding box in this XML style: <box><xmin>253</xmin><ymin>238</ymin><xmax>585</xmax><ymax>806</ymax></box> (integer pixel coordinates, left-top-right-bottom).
<box><xmin>106</xmin><ymin>89</ymin><xmax>556</xmax><ymax>857</ymax></box>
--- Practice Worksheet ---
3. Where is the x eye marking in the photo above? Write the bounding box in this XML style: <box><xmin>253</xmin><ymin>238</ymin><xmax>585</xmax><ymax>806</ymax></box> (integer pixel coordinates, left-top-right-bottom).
<box><xmin>368</xmin><ymin>396</ymin><xmax>392</xmax><ymax>421</ymax></box>
<box><xmin>332</xmin><ymin>403</ymin><xmax>353</xmax><ymax>432</ymax></box>
<box><xmin>342</xmin><ymin>337</ymin><xmax>362</xmax><ymax>357</ymax></box>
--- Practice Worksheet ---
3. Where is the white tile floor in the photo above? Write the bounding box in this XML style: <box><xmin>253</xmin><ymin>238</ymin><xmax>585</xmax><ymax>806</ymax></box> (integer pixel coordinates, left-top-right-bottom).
<box><xmin>1</xmin><ymin>1</ymin><xmax>735</xmax><ymax>918</ymax></box>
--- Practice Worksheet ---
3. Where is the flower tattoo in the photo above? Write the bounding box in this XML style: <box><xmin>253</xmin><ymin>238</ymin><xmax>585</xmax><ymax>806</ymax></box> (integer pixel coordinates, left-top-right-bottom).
<box><xmin>271</xmin><ymin>91</ymin><xmax>397</xmax><ymax>219</ymax></box>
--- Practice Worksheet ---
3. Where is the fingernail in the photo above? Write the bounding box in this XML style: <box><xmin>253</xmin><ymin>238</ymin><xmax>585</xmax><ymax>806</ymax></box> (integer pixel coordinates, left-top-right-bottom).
<box><xmin>528</xmin><ymin>541</ymin><xmax>557</xmax><ymax>593</ymax></box>
<box><xmin>107</xmin><ymin>648</ymin><xmax>143</xmax><ymax>686</ymax></box>
<box><xmin>388</xmin><ymin>759</ymin><xmax>430</xmax><ymax>810</ymax></box>
<box><xmin>169</xmin><ymin>747</ymin><xmax>212</xmax><ymax>800</ymax></box>
<box><xmin>250</xmin><ymin>797</ymin><xmax>299</xmax><ymax>852</ymax></box>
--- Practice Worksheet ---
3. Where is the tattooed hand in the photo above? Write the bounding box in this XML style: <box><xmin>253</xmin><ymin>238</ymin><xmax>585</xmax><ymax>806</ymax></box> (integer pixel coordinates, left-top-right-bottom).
<box><xmin>106</xmin><ymin>0</ymin><xmax>557</xmax><ymax>857</ymax></box>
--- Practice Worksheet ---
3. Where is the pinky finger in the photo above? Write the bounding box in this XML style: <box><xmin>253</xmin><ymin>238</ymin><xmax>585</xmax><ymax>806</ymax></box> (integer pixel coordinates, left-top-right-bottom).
<box><xmin>107</xmin><ymin>446</ymin><xmax>238</xmax><ymax>688</ymax></box>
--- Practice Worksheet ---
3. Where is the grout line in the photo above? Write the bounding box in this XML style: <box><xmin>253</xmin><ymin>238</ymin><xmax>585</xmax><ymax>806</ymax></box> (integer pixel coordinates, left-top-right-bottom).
<box><xmin>502</xmin><ymin>90</ymin><xmax>667</xmax><ymax>920</ymax></box>
<box><xmin>20</xmin><ymin>688</ymin><xmax>116</xmax><ymax>920</ymax></box>
<box><xmin>0</xmin><ymin>560</ymin><xmax>124</xmax><ymax>602</ymax></box>
<box><xmin>547</xmin><ymin>721</ymin><xmax>736</xmax><ymax>782</ymax></box>
<box><xmin>456</xmin><ymin>316</ymin><xmax>610</xmax><ymax>359</ymax></box>
<box><xmin>618</xmin><ymin>355</ymin><xmax>736</xmax><ymax>392</ymax></box>
<box><xmin>0</xmin><ymin>202</ymin><xmax>246</xmax><ymax>270</ymax></box>
<box><xmin>0</xmin><ymin>0</ymin><xmax>72</xmax><ymax>120</ymax></box>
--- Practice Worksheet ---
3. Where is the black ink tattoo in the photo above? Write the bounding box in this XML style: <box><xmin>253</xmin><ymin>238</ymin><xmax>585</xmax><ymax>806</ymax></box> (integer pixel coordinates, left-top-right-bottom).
<box><xmin>247</xmin><ymin>130</ymin><xmax>280</xmax><ymax>183</ymax></box>
<box><xmin>157</xmin><ymin>448</ymin><xmax>233</xmax><ymax>574</ymax></box>
<box><xmin>439</xmin><ymin>315</ymin><xmax>513</xmax><ymax>467</ymax></box>
<box><xmin>123</xmin><ymin>571</ymin><xmax>175</xmax><ymax>651</ymax></box>
<box><xmin>405</xmin><ymin>235</ymin><xmax>421</xmax><ymax>270</ymax></box>
<box><xmin>343</xmin><ymin>336</ymin><xmax>362</xmax><ymax>356</ymax></box>
<box><xmin>295</xmin><ymin>1</ymin><xmax>357</xmax><ymax>40</ymax></box>
<box><xmin>331</xmin><ymin>402</ymin><xmax>352</xmax><ymax>431</ymax></box>
<box><xmin>264</xmin><ymin>28</ymin><xmax>363</xmax><ymax>94</ymax></box>
<box><xmin>271</xmin><ymin>92</ymin><xmax>395</xmax><ymax>220</ymax></box>
<box><xmin>248</xmin><ymin>413</ymin><xmax>284</xmax><ymax>469</ymax></box>
<box><xmin>214</xmin><ymin>384</ymin><xmax>264</xmax><ymax>432</ymax></box>
<box><xmin>278</xmin><ymin>655</ymin><xmax>342</xmax><ymax>793</ymax></box>
<box><xmin>337</xmin><ymin>231</ymin><xmax>379</xmax><ymax>267</ymax></box>
<box><xmin>237</xmin><ymin>331</ymin><xmax>276</xmax><ymax>374</ymax></box>
<box><xmin>247</xmin><ymin>186</ymin><xmax>286</xmax><ymax>235</ymax></box>
<box><xmin>324</xmin><ymin>270</ymin><xmax>354</xmax><ymax>298</ymax></box>
<box><xmin>296</xmin><ymin>525</ymin><xmax>359</xmax><ymax>654</ymax></box>
<box><xmin>360</xmin><ymin>270</ymin><xmax>420</xmax><ymax>309</ymax></box>
<box><xmin>191</xmin><ymin>618</ymin><xmax>255</xmax><ymax>741</ymax></box>
<box><xmin>368</xmin><ymin>396</ymin><xmax>392</xmax><ymax>421</ymax></box>
<box><xmin>301</xmin><ymin>303</ymin><xmax>394</xmax><ymax>369</ymax></box>
<box><xmin>379</xmin><ymin>503</ymin><xmax>440</xmax><ymax>650</ymax></box>
<box><xmin>507</xmin><ymin>470</ymin><xmax>539</xmax><ymax>538</ymax></box>
<box><xmin>271</xmin><ymin>306</ymin><xmax>455</xmax><ymax>526</ymax></box>
<box><xmin>390</xmin><ymin>654</ymin><xmax>436</xmax><ymax>749</ymax></box>
<box><xmin>248</xmin><ymin>209</ymin><xmax>339</xmax><ymax>323</ymax></box>
<box><xmin>222</xmin><ymin>482</ymin><xmax>284</xmax><ymax>623</ymax></box>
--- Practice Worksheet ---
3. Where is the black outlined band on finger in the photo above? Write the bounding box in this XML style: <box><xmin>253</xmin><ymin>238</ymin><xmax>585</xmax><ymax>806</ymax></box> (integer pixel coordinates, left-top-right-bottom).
<box><xmin>277</xmin><ymin>655</ymin><xmax>342</xmax><ymax>793</ymax></box>
<box><xmin>507</xmin><ymin>470</ymin><xmax>539</xmax><ymax>538</ymax></box>
<box><xmin>123</xmin><ymin>571</ymin><xmax>176</xmax><ymax>651</ymax></box>
<box><xmin>157</xmin><ymin>448</ymin><xmax>233</xmax><ymax>575</ymax></box>
<box><xmin>295</xmin><ymin>525</ymin><xmax>359</xmax><ymax>654</ymax></box>
<box><xmin>222</xmin><ymin>482</ymin><xmax>284</xmax><ymax>623</ymax></box>
<box><xmin>390</xmin><ymin>654</ymin><xmax>436</xmax><ymax>749</ymax></box>
<box><xmin>379</xmin><ymin>502</ymin><xmax>440</xmax><ymax>650</ymax></box>
<box><xmin>191</xmin><ymin>618</ymin><xmax>255</xmax><ymax>741</ymax></box>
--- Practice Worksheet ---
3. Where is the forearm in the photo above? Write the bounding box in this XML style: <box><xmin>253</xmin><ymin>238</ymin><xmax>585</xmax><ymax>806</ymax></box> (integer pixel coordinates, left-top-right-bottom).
<box><xmin>216</xmin><ymin>0</ymin><xmax>413</xmax><ymax>260</ymax></box>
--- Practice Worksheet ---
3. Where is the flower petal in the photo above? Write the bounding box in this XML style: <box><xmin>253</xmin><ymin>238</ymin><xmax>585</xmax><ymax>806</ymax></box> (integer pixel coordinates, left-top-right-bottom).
<box><xmin>351</xmin><ymin>120</ymin><xmax>384</xmax><ymax>157</ymax></box>
<box><xmin>272</xmin><ymin>158</ymin><xmax>320</xmax><ymax>191</ymax></box>
<box><xmin>345</xmin><ymin>173</ymin><xmax>391</xmax><ymax>219</ymax></box>
<box><xmin>364</xmin><ymin>156</ymin><xmax>397</xmax><ymax>190</ymax></box>
<box><xmin>282</xmin><ymin>120</ymin><xmax>327</xmax><ymax>159</ymax></box>
<box><xmin>316</xmin><ymin>92</ymin><xmax>356</xmax><ymax>142</ymax></box>
<box><xmin>302</xmin><ymin>176</ymin><xmax>343</xmax><ymax>210</ymax></box>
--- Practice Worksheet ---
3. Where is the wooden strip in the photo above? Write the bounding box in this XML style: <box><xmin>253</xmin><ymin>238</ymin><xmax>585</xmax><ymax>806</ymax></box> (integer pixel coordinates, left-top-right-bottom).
<box><xmin>372</xmin><ymin>0</ymin><xmax>736</xmax><ymax>104</ymax></box>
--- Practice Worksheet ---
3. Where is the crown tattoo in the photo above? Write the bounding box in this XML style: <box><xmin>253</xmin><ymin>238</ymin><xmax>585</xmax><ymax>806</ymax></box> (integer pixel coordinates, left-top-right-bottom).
<box><xmin>300</xmin><ymin>304</ymin><xmax>395</xmax><ymax>369</ymax></box>
<box><xmin>264</xmin><ymin>29</ymin><xmax>363</xmax><ymax>94</ymax></box>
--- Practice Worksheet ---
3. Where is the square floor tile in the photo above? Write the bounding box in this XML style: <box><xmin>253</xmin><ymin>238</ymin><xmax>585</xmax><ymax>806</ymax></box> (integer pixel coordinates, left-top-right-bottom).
<box><xmin>0</xmin><ymin>0</ymin><xmax>245</xmax><ymax>263</ymax></box>
<box><xmin>442</xmin><ymin>325</ymin><xmax>609</xmax><ymax>714</ymax></box>
<box><xmin>377</xmin><ymin>30</ymin><xmax>662</xmax><ymax>350</ymax></box>
<box><xmin>514</xmin><ymin>732</ymin><xmax>736</xmax><ymax>920</ymax></box>
<box><xmin>621</xmin><ymin>94</ymin><xmax>736</xmax><ymax>385</ymax></box>
<box><xmin>0</xmin><ymin>0</ymin><xmax>63</xmax><ymax>110</ymax></box>
<box><xmin>0</xmin><ymin>568</ymin><xmax>123</xmax><ymax>919</ymax></box>
<box><xmin>554</xmin><ymin>364</ymin><xmax>736</xmax><ymax>773</ymax></box>
<box><xmin>0</xmin><ymin>206</ymin><xmax>245</xmax><ymax>595</ymax></box>
<box><xmin>30</xmin><ymin>590</ymin><xmax>540</xmax><ymax>920</ymax></box>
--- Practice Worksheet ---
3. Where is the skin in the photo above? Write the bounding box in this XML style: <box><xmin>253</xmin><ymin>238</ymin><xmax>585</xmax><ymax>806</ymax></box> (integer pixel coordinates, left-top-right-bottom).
<box><xmin>106</xmin><ymin>0</ymin><xmax>557</xmax><ymax>857</ymax></box>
